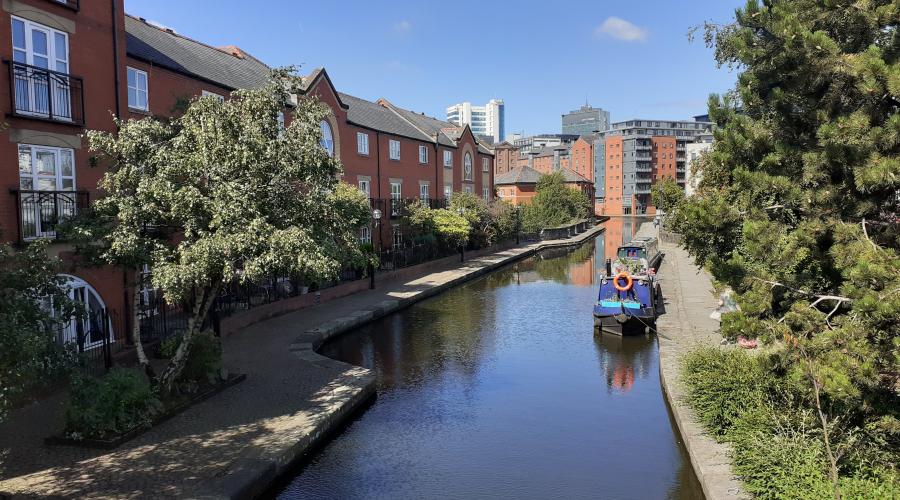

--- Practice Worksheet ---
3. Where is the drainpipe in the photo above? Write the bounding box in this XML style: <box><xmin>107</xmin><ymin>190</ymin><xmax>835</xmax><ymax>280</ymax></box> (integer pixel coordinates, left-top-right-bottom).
<box><xmin>111</xmin><ymin>0</ymin><xmax>122</xmax><ymax>118</ymax></box>
<box><xmin>433</xmin><ymin>133</ymin><xmax>439</xmax><ymax>204</ymax></box>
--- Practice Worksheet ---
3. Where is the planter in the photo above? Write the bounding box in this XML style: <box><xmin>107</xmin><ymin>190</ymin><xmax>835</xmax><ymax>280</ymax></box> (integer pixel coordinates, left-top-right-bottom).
<box><xmin>46</xmin><ymin>373</ymin><xmax>246</xmax><ymax>450</ymax></box>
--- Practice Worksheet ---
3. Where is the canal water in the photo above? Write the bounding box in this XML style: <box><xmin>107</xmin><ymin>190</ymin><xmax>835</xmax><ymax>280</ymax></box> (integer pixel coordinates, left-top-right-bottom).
<box><xmin>277</xmin><ymin>217</ymin><xmax>702</xmax><ymax>499</ymax></box>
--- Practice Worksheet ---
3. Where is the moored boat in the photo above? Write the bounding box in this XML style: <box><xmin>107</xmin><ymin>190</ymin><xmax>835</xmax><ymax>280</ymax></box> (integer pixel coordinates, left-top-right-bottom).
<box><xmin>593</xmin><ymin>230</ymin><xmax>663</xmax><ymax>335</ymax></box>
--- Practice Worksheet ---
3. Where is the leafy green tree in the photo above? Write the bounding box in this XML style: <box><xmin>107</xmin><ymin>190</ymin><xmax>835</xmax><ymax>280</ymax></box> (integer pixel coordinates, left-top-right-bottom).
<box><xmin>0</xmin><ymin>239</ymin><xmax>78</xmax><ymax>422</ymax></box>
<box><xmin>522</xmin><ymin>172</ymin><xmax>591</xmax><ymax>232</ymax></box>
<box><xmin>83</xmin><ymin>70</ymin><xmax>371</xmax><ymax>395</ymax></box>
<box><xmin>650</xmin><ymin>178</ymin><xmax>685</xmax><ymax>216</ymax></box>
<box><xmin>448</xmin><ymin>193</ymin><xmax>518</xmax><ymax>247</ymax></box>
<box><xmin>677</xmin><ymin>1</ymin><xmax>899</xmax><ymax>496</ymax></box>
<box><xmin>404</xmin><ymin>201</ymin><xmax>470</xmax><ymax>248</ymax></box>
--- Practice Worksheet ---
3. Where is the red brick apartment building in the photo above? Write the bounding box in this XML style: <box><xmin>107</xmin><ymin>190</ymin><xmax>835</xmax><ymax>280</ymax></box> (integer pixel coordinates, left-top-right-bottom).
<box><xmin>1</xmin><ymin>2</ymin><xmax>494</xmax><ymax>358</ymax></box>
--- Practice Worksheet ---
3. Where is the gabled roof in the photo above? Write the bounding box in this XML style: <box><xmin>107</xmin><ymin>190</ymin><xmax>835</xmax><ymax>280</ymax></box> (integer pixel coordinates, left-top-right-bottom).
<box><xmin>382</xmin><ymin>102</ymin><xmax>458</xmax><ymax>147</ymax></box>
<box><xmin>337</xmin><ymin>93</ymin><xmax>433</xmax><ymax>142</ymax></box>
<box><xmin>125</xmin><ymin>15</ymin><xmax>270</xmax><ymax>91</ymax></box>
<box><xmin>495</xmin><ymin>166</ymin><xmax>590</xmax><ymax>185</ymax></box>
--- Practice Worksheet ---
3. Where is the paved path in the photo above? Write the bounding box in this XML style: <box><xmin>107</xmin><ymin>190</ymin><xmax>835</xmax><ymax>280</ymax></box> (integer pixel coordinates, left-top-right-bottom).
<box><xmin>0</xmin><ymin>227</ymin><xmax>602</xmax><ymax>499</ymax></box>
<box><xmin>656</xmin><ymin>230</ymin><xmax>749</xmax><ymax>500</ymax></box>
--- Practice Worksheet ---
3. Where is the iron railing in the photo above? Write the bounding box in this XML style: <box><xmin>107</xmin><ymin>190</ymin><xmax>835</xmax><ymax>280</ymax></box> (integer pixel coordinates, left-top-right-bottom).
<box><xmin>10</xmin><ymin>189</ymin><xmax>90</xmax><ymax>242</ymax></box>
<box><xmin>6</xmin><ymin>61</ymin><xmax>85</xmax><ymax>125</ymax></box>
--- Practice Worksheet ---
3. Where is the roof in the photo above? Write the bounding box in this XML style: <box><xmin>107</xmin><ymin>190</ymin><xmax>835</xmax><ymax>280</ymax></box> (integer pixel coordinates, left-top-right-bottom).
<box><xmin>337</xmin><ymin>93</ymin><xmax>432</xmax><ymax>141</ymax></box>
<box><xmin>495</xmin><ymin>166</ymin><xmax>543</xmax><ymax>185</ymax></box>
<box><xmin>125</xmin><ymin>15</ymin><xmax>270</xmax><ymax>90</ymax></box>
<box><xmin>383</xmin><ymin>102</ymin><xmax>458</xmax><ymax>146</ymax></box>
<box><xmin>495</xmin><ymin>166</ymin><xmax>591</xmax><ymax>185</ymax></box>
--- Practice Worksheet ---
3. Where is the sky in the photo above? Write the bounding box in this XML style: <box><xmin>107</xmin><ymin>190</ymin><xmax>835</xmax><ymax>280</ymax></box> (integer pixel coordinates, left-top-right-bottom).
<box><xmin>124</xmin><ymin>0</ymin><xmax>745</xmax><ymax>137</ymax></box>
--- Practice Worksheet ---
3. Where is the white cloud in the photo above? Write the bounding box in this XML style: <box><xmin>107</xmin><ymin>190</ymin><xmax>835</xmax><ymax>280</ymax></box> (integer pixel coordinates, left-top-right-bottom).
<box><xmin>392</xmin><ymin>20</ymin><xmax>411</xmax><ymax>34</ymax></box>
<box><xmin>594</xmin><ymin>17</ymin><xmax>647</xmax><ymax>42</ymax></box>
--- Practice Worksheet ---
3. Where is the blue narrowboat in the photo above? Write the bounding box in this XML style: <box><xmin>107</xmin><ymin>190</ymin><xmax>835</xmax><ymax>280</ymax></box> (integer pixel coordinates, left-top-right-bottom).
<box><xmin>593</xmin><ymin>233</ymin><xmax>664</xmax><ymax>335</ymax></box>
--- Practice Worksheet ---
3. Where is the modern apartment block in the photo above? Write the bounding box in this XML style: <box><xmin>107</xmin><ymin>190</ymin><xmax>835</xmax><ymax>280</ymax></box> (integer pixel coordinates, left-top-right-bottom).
<box><xmin>684</xmin><ymin>133</ymin><xmax>714</xmax><ymax>196</ymax></box>
<box><xmin>446</xmin><ymin>99</ymin><xmax>504</xmax><ymax>143</ymax></box>
<box><xmin>561</xmin><ymin>104</ymin><xmax>610</xmax><ymax>136</ymax></box>
<box><xmin>1</xmin><ymin>3</ymin><xmax>494</xmax><ymax>363</ymax></box>
<box><xmin>594</xmin><ymin>118</ymin><xmax>713</xmax><ymax>215</ymax></box>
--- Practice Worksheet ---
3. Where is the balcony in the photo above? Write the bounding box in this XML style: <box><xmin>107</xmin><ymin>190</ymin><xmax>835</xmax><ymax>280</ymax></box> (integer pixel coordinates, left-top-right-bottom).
<box><xmin>10</xmin><ymin>189</ymin><xmax>89</xmax><ymax>242</ymax></box>
<box><xmin>48</xmin><ymin>0</ymin><xmax>79</xmax><ymax>10</ymax></box>
<box><xmin>6</xmin><ymin>61</ymin><xmax>85</xmax><ymax>126</ymax></box>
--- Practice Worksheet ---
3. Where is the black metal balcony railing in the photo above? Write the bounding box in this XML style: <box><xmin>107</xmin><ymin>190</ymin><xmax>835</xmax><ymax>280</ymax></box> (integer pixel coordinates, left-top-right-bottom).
<box><xmin>48</xmin><ymin>0</ymin><xmax>79</xmax><ymax>10</ymax></box>
<box><xmin>11</xmin><ymin>189</ymin><xmax>90</xmax><ymax>242</ymax></box>
<box><xmin>6</xmin><ymin>61</ymin><xmax>85</xmax><ymax>125</ymax></box>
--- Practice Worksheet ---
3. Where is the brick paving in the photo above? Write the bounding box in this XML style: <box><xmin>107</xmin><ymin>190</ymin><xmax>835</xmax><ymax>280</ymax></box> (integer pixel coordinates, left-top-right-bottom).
<box><xmin>656</xmin><ymin>230</ymin><xmax>749</xmax><ymax>500</ymax></box>
<box><xmin>0</xmin><ymin>227</ymin><xmax>602</xmax><ymax>499</ymax></box>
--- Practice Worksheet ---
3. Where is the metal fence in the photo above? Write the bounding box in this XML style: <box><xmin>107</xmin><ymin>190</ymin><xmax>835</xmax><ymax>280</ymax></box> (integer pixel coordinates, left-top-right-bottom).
<box><xmin>6</xmin><ymin>60</ymin><xmax>85</xmax><ymax>125</ymax></box>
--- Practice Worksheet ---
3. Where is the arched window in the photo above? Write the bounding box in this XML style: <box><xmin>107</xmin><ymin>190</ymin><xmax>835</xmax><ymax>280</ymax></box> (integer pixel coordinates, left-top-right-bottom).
<box><xmin>319</xmin><ymin>120</ymin><xmax>334</xmax><ymax>157</ymax></box>
<box><xmin>57</xmin><ymin>275</ymin><xmax>112</xmax><ymax>350</ymax></box>
<box><xmin>464</xmin><ymin>152</ymin><xmax>473</xmax><ymax>180</ymax></box>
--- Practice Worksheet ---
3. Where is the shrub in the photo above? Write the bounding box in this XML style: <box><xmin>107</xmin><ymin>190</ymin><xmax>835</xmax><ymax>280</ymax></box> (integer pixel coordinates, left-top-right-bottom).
<box><xmin>65</xmin><ymin>368</ymin><xmax>161</xmax><ymax>440</ymax></box>
<box><xmin>681</xmin><ymin>346</ymin><xmax>774</xmax><ymax>436</ymax></box>
<box><xmin>153</xmin><ymin>331</ymin><xmax>222</xmax><ymax>384</ymax></box>
<box><xmin>179</xmin><ymin>331</ymin><xmax>222</xmax><ymax>384</ymax></box>
<box><xmin>156</xmin><ymin>334</ymin><xmax>182</xmax><ymax>359</ymax></box>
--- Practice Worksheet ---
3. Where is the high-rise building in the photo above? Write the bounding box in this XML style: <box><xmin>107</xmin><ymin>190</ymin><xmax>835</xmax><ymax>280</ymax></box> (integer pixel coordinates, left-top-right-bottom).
<box><xmin>562</xmin><ymin>105</ymin><xmax>610</xmax><ymax>136</ymax></box>
<box><xmin>594</xmin><ymin>118</ymin><xmax>713</xmax><ymax>215</ymax></box>
<box><xmin>446</xmin><ymin>99</ymin><xmax>505</xmax><ymax>143</ymax></box>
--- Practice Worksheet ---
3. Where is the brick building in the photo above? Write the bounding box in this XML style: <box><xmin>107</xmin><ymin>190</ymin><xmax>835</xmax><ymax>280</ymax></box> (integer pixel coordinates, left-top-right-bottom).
<box><xmin>495</xmin><ymin>165</ymin><xmax>592</xmax><ymax>206</ymax></box>
<box><xmin>594</xmin><ymin>118</ymin><xmax>713</xmax><ymax>215</ymax></box>
<box><xmin>0</xmin><ymin>5</ymin><xmax>494</xmax><ymax>362</ymax></box>
<box><xmin>492</xmin><ymin>141</ymin><xmax>517</xmax><ymax>176</ymax></box>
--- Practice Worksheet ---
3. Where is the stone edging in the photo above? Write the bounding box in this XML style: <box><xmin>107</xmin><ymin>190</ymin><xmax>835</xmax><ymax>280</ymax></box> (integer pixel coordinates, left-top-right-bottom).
<box><xmin>204</xmin><ymin>225</ymin><xmax>606</xmax><ymax>499</ymax></box>
<box><xmin>656</xmin><ymin>234</ymin><xmax>749</xmax><ymax>500</ymax></box>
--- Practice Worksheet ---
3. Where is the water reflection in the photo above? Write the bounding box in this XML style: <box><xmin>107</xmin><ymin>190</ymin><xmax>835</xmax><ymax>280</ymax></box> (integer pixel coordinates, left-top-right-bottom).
<box><xmin>278</xmin><ymin>220</ymin><xmax>701</xmax><ymax>500</ymax></box>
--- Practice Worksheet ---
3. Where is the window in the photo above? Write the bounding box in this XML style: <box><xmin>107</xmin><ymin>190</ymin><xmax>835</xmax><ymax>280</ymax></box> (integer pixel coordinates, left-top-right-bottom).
<box><xmin>357</xmin><ymin>132</ymin><xmax>369</xmax><ymax>155</ymax></box>
<box><xmin>320</xmin><ymin>121</ymin><xmax>334</xmax><ymax>157</ymax></box>
<box><xmin>12</xmin><ymin>16</ymin><xmax>70</xmax><ymax>119</ymax></box>
<box><xmin>463</xmin><ymin>185</ymin><xmax>474</xmax><ymax>194</ymax></box>
<box><xmin>57</xmin><ymin>275</ymin><xmax>112</xmax><ymax>350</ymax></box>
<box><xmin>389</xmin><ymin>139</ymin><xmax>400</xmax><ymax>160</ymax></box>
<box><xmin>418</xmin><ymin>145</ymin><xmax>428</xmax><ymax>164</ymax></box>
<box><xmin>392</xmin><ymin>227</ymin><xmax>402</xmax><ymax>249</ymax></box>
<box><xmin>482</xmin><ymin>157</ymin><xmax>490</xmax><ymax>172</ymax></box>
<box><xmin>127</xmin><ymin>67</ymin><xmax>148</xmax><ymax>111</ymax></box>
<box><xmin>358</xmin><ymin>179</ymin><xmax>370</xmax><ymax>198</ymax></box>
<box><xmin>464</xmin><ymin>153</ymin><xmax>473</xmax><ymax>180</ymax></box>
<box><xmin>483</xmin><ymin>187</ymin><xmax>490</xmax><ymax>200</ymax></box>
<box><xmin>202</xmin><ymin>90</ymin><xmax>224</xmax><ymax>102</ymax></box>
<box><xmin>420</xmin><ymin>183</ymin><xmax>429</xmax><ymax>202</ymax></box>
<box><xmin>444</xmin><ymin>185</ymin><xmax>452</xmax><ymax>199</ymax></box>
<box><xmin>443</xmin><ymin>150</ymin><xmax>452</xmax><ymax>168</ymax></box>
<box><xmin>390</xmin><ymin>181</ymin><xmax>402</xmax><ymax>216</ymax></box>
<box><xmin>17</xmin><ymin>144</ymin><xmax>76</xmax><ymax>239</ymax></box>
<box><xmin>277</xmin><ymin>112</ymin><xmax>285</xmax><ymax>132</ymax></box>
<box><xmin>360</xmin><ymin>226</ymin><xmax>371</xmax><ymax>244</ymax></box>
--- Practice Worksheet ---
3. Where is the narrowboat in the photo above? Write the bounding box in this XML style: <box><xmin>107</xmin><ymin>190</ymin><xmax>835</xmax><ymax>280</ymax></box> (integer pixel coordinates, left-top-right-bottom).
<box><xmin>593</xmin><ymin>231</ymin><xmax>663</xmax><ymax>335</ymax></box>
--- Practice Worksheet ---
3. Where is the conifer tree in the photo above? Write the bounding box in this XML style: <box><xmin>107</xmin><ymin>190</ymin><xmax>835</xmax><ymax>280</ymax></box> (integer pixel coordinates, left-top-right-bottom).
<box><xmin>671</xmin><ymin>1</ymin><xmax>898</xmax><ymax>495</ymax></box>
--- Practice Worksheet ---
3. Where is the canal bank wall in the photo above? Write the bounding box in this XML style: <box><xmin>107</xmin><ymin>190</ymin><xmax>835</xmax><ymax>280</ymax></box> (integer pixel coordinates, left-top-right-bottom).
<box><xmin>0</xmin><ymin>225</ymin><xmax>605</xmax><ymax>499</ymax></box>
<box><xmin>656</xmin><ymin>228</ymin><xmax>749</xmax><ymax>500</ymax></box>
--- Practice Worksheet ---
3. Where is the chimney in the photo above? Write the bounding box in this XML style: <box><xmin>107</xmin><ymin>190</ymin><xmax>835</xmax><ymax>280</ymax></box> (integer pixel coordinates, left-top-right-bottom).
<box><xmin>218</xmin><ymin>45</ymin><xmax>245</xmax><ymax>59</ymax></box>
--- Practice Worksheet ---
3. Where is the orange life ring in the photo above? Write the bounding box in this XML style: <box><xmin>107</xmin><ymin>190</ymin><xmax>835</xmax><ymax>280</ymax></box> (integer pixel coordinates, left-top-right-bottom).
<box><xmin>613</xmin><ymin>272</ymin><xmax>633</xmax><ymax>292</ymax></box>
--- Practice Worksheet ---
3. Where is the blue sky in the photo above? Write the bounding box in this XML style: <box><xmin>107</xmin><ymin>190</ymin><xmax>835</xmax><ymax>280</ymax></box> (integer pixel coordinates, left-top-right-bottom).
<box><xmin>124</xmin><ymin>0</ymin><xmax>744</xmax><ymax>137</ymax></box>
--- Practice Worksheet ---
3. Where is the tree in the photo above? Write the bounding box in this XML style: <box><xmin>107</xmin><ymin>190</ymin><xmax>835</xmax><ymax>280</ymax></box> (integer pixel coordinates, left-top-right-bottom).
<box><xmin>650</xmin><ymin>178</ymin><xmax>685</xmax><ymax>216</ymax></box>
<box><xmin>522</xmin><ymin>172</ymin><xmax>591</xmax><ymax>232</ymax></box>
<box><xmin>404</xmin><ymin>201</ymin><xmax>471</xmax><ymax>249</ymax></box>
<box><xmin>678</xmin><ymin>2</ymin><xmax>899</xmax><ymax>496</ymax></box>
<box><xmin>0</xmin><ymin>239</ymin><xmax>78</xmax><ymax>422</ymax></box>
<box><xmin>84</xmin><ymin>69</ymin><xmax>371</xmax><ymax>395</ymax></box>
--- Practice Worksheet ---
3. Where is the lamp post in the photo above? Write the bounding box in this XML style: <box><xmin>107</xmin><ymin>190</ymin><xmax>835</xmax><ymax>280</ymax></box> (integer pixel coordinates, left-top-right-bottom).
<box><xmin>370</xmin><ymin>208</ymin><xmax>382</xmax><ymax>289</ymax></box>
